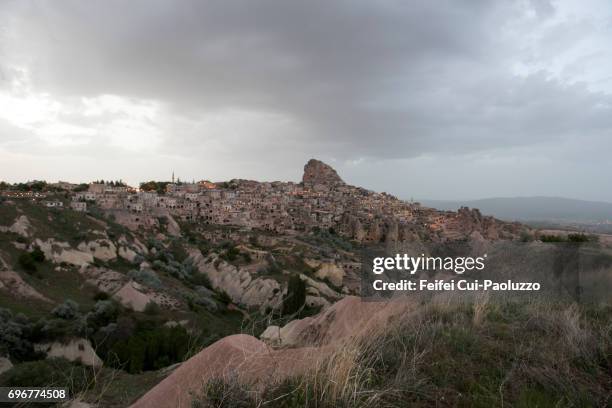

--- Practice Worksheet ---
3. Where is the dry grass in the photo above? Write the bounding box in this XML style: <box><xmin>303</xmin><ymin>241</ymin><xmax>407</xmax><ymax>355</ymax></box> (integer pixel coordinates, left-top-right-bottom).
<box><xmin>472</xmin><ymin>291</ymin><xmax>490</xmax><ymax>326</ymax></box>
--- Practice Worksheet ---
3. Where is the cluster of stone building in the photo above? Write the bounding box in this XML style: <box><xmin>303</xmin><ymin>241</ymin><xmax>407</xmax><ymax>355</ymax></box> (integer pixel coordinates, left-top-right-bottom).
<box><xmin>64</xmin><ymin>160</ymin><xmax>522</xmax><ymax>242</ymax></box>
<box><xmin>73</xmin><ymin>177</ymin><xmax>409</xmax><ymax>234</ymax></box>
<box><xmin>0</xmin><ymin>191</ymin><xmax>47</xmax><ymax>199</ymax></box>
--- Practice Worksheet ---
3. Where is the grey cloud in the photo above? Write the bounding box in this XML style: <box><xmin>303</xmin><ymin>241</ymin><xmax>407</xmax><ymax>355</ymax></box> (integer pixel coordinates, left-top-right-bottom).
<box><xmin>2</xmin><ymin>1</ymin><xmax>512</xmax><ymax>152</ymax></box>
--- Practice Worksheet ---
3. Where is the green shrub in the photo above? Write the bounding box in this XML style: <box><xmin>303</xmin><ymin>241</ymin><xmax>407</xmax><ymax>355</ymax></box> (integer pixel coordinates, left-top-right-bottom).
<box><xmin>221</xmin><ymin>246</ymin><xmax>240</xmax><ymax>262</ymax></box>
<box><xmin>30</xmin><ymin>247</ymin><xmax>46</xmax><ymax>262</ymax></box>
<box><xmin>52</xmin><ymin>299</ymin><xmax>80</xmax><ymax>320</ymax></box>
<box><xmin>540</xmin><ymin>233</ymin><xmax>596</xmax><ymax>243</ymax></box>
<box><xmin>0</xmin><ymin>358</ymin><xmax>94</xmax><ymax>393</ymax></box>
<box><xmin>144</xmin><ymin>302</ymin><xmax>161</xmax><ymax>316</ymax></box>
<box><xmin>217</xmin><ymin>290</ymin><xmax>233</xmax><ymax>305</ymax></box>
<box><xmin>567</xmin><ymin>233</ymin><xmax>593</xmax><ymax>243</ymax></box>
<box><xmin>37</xmin><ymin>318</ymin><xmax>73</xmax><ymax>341</ymax></box>
<box><xmin>186</xmin><ymin>271</ymin><xmax>212</xmax><ymax>288</ymax></box>
<box><xmin>86</xmin><ymin>300</ymin><xmax>119</xmax><ymax>330</ymax></box>
<box><xmin>101</xmin><ymin>321</ymin><xmax>190</xmax><ymax>373</ymax></box>
<box><xmin>128</xmin><ymin>269</ymin><xmax>162</xmax><ymax>289</ymax></box>
<box><xmin>15</xmin><ymin>236</ymin><xmax>28</xmax><ymax>244</ymax></box>
<box><xmin>0</xmin><ymin>309</ymin><xmax>39</xmax><ymax>361</ymax></box>
<box><xmin>17</xmin><ymin>253</ymin><xmax>37</xmax><ymax>272</ymax></box>
<box><xmin>543</xmin><ymin>234</ymin><xmax>564</xmax><ymax>242</ymax></box>
<box><xmin>93</xmin><ymin>291</ymin><xmax>110</xmax><ymax>301</ymax></box>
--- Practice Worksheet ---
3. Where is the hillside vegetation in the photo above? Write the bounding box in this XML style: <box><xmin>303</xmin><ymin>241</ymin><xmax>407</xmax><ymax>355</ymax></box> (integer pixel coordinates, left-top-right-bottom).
<box><xmin>0</xmin><ymin>195</ymin><xmax>357</xmax><ymax>405</ymax></box>
<box><xmin>194</xmin><ymin>294</ymin><xmax>612</xmax><ymax>407</ymax></box>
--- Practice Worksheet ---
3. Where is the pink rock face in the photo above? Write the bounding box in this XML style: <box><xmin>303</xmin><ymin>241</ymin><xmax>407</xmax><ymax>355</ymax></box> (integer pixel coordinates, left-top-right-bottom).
<box><xmin>302</xmin><ymin>159</ymin><xmax>344</xmax><ymax>188</ymax></box>
<box><xmin>130</xmin><ymin>334</ymin><xmax>318</xmax><ymax>408</ymax></box>
<box><xmin>131</xmin><ymin>296</ymin><xmax>413</xmax><ymax>408</ymax></box>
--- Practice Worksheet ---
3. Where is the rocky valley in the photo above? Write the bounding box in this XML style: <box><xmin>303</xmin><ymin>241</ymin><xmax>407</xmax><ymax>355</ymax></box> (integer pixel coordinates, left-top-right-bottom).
<box><xmin>0</xmin><ymin>160</ymin><xmax>609</xmax><ymax>407</ymax></box>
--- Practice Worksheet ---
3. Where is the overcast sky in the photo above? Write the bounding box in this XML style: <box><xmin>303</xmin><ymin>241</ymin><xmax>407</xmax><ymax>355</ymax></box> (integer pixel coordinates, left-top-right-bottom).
<box><xmin>1</xmin><ymin>0</ymin><xmax>611</xmax><ymax>201</ymax></box>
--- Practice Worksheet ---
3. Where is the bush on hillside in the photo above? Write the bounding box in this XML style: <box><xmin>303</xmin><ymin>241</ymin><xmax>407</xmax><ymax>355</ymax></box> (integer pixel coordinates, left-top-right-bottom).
<box><xmin>217</xmin><ymin>290</ymin><xmax>233</xmax><ymax>305</ymax></box>
<box><xmin>0</xmin><ymin>309</ymin><xmax>39</xmax><ymax>362</ymax></box>
<box><xmin>85</xmin><ymin>300</ymin><xmax>119</xmax><ymax>331</ymax></box>
<box><xmin>0</xmin><ymin>358</ymin><xmax>94</xmax><ymax>393</ymax></box>
<box><xmin>30</xmin><ymin>247</ymin><xmax>46</xmax><ymax>262</ymax></box>
<box><xmin>541</xmin><ymin>233</ymin><xmax>597</xmax><ymax>243</ymax></box>
<box><xmin>567</xmin><ymin>233</ymin><xmax>596</xmax><ymax>242</ymax></box>
<box><xmin>17</xmin><ymin>253</ymin><xmax>37</xmax><ymax>273</ymax></box>
<box><xmin>37</xmin><ymin>318</ymin><xmax>74</xmax><ymax>340</ymax></box>
<box><xmin>93</xmin><ymin>291</ymin><xmax>110</xmax><ymax>301</ymax></box>
<box><xmin>52</xmin><ymin>299</ymin><xmax>80</xmax><ymax>320</ymax></box>
<box><xmin>143</xmin><ymin>302</ymin><xmax>161</xmax><ymax>316</ymax></box>
<box><xmin>98</xmin><ymin>319</ymin><xmax>190</xmax><ymax>374</ymax></box>
<box><xmin>186</xmin><ymin>271</ymin><xmax>212</xmax><ymax>288</ymax></box>
<box><xmin>128</xmin><ymin>269</ymin><xmax>162</xmax><ymax>289</ymax></box>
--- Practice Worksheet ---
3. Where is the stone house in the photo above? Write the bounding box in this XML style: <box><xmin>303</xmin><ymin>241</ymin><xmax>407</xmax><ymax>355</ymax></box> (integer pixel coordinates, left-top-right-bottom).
<box><xmin>71</xmin><ymin>201</ymin><xmax>87</xmax><ymax>212</ymax></box>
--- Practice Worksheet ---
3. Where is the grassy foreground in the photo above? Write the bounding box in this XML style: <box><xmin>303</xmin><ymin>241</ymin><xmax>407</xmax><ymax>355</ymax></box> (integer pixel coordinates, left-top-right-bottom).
<box><xmin>194</xmin><ymin>294</ymin><xmax>611</xmax><ymax>407</ymax></box>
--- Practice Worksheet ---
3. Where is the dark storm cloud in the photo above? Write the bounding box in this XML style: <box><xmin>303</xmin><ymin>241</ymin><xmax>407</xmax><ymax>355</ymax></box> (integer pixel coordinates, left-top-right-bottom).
<box><xmin>4</xmin><ymin>1</ymin><xmax>595</xmax><ymax>154</ymax></box>
<box><xmin>1</xmin><ymin>0</ymin><xmax>612</xmax><ymax>199</ymax></box>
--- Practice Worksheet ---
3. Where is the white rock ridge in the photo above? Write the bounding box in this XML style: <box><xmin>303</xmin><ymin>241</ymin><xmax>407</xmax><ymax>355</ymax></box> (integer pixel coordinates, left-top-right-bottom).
<box><xmin>77</xmin><ymin>239</ymin><xmax>117</xmax><ymax>262</ymax></box>
<box><xmin>188</xmin><ymin>248</ymin><xmax>282</xmax><ymax>309</ymax></box>
<box><xmin>0</xmin><ymin>215</ymin><xmax>33</xmax><ymax>237</ymax></box>
<box><xmin>0</xmin><ymin>255</ymin><xmax>52</xmax><ymax>302</ymax></box>
<box><xmin>35</xmin><ymin>239</ymin><xmax>94</xmax><ymax>267</ymax></box>
<box><xmin>35</xmin><ymin>338</ymin><xmax>103</xmax><ymax>367</ymax></box>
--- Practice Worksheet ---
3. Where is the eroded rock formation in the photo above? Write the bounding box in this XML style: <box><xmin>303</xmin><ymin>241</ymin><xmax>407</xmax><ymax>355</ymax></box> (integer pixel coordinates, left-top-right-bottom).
<box><xmin>302</xmin><ymin>159</ymin><xmax>344</xmax><ymax>189</ymax></box>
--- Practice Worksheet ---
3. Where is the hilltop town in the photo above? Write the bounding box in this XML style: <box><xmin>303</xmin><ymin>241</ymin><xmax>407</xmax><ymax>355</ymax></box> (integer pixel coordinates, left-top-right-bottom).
<box><xmin>1</xmin><ymin>159</ymin><xmax>525</xmax><ymax>244</ymax></box>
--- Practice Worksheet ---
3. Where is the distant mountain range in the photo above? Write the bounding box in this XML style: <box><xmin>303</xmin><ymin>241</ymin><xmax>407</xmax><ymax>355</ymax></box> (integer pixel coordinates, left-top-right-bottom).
<box><xmin>419</xmin><ymin>197</ymin><xmax>612</xmax><ymax>224</ymax></box>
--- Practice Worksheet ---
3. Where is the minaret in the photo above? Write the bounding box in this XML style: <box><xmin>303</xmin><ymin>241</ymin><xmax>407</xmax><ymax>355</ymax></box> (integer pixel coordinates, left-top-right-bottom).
<box><xmin>172</xmin><ymin>171</ymin><xmax>175</xmax><ymax>184</ymax></box>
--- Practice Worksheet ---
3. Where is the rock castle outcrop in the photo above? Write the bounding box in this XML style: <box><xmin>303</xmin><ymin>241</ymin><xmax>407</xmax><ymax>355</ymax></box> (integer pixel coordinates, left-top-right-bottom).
<box><xmin>302</xmin><ymin>159</ymin><xmax>345</xmax><ymax>189</ymax></box>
